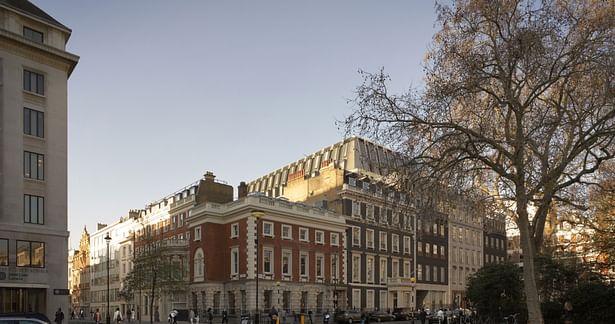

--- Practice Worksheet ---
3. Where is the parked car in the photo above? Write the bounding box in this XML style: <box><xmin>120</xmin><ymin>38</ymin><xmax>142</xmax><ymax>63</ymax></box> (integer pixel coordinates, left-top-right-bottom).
<box><xmin>392</xmin><ymin>308</ymin><xmax>415</xmax><ymax>321</ymax></box>
<box><xmin>369</xmin><ymin>311</ymin><xmax>395</xmax><ymax>322</ymax></box>
<box><xmin>0</xmin><ymin>313</ymin><xmax>51</xmax><ymax>324</ymax></box>
<box><xmin>334</xmin><ymin>310</ymin><xmax>363</xmax><ymax>324</ymax></box>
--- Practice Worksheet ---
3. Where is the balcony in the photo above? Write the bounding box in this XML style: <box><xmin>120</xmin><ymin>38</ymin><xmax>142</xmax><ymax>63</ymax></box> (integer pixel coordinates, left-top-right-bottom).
<box><xmin>160</xmin><ymin>239</ymin><xmax>189</xmax><ymax>248</ymax></box>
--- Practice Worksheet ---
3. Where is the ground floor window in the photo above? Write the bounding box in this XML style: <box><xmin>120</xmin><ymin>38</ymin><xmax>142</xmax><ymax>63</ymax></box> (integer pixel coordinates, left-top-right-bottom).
<box><xmin>0</xmin><ymin>287</ymin><xmax>45</xmax><ymax>313</ymax></box>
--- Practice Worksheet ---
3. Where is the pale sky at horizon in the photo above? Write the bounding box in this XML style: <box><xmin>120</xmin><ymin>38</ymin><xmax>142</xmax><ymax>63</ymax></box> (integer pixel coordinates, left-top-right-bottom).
<box><xmin>32</xmin><ymin>0</ymin><xmax>439</xmax><ymax>248</ymax></box>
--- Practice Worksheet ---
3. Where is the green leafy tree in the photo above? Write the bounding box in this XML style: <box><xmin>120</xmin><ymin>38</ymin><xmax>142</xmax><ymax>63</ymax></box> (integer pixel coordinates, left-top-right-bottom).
<box><xmin>565</xmin><ymin>282</ymin><xmax>615</xmax><ymax>324</ymax></box>
<box><xmin>344</xmin><ymin>1</ymin><xmax>615</xmax><ymax>322</ymax></box>
<box><xmin>120</xmin><ymin>244</ymin><xmax>186</xmax><ymax>324</ymax></box>
<box><xmin>466</xmin><ymin>263</ymin><xmax>525</xmax><ymax>322</ymax></box>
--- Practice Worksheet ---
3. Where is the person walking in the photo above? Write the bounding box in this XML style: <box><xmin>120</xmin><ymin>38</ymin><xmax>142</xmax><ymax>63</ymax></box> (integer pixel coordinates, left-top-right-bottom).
<box><xmin>207</xmin><ymin>308</ymin><xmax>213</xmax><ymax>324</ymax></box>
<box><xmin>562</xmin><ymin>301</ymin><xmax>573</xmax><ymax>324</ymax></box>
<box><xmin>94</xmin><ymin>309</ymin><xmax>102</xmax><ymax>324</ymax></box>
<box><xmin>114</xmin><ymin>308</ymin><xmax>123</xmax><ymax>324</ymax></box>
<box><xmin>55</xmin><ymin>308</ymin><xmax>65</xmax><ymax>324</ymax></box>
<box><xmin>222</xmin><ymin>309</ymin><xmax>228</xmax><ymax>324</ymax></box>
<box><xmin>269</xmin><ymin>307</ymin><xmax>278</xmax><ymax>324</ymax></box>
<box><xmin>418</xmin><ymin>309</ymin><xmax>426</xmax><ymax>324</ymax></box>
<box><xmin>126</xmin><ymin>309</ymin><xmax>132</xmax><ymax>324</ymax></box>
<box><xmin>190</xmin><ymin>309</ymin><xmax>196</xmax><ymax>324</ymax></box>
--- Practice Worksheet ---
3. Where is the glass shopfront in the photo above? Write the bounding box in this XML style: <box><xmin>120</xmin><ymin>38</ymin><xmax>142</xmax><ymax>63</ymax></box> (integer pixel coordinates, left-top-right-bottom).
<box><xmin>0</xmin><ymin>287</ymin><xmax>46</xmax><ymax>313</ymax></box>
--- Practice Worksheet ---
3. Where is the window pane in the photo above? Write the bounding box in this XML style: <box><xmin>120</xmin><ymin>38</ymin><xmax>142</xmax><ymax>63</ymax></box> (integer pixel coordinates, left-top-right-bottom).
<box><xmin>24</xmin><ymin>152</ymin><xmax>31</xmax><ymax>178</ymax></box>
<box><xmin>17</xmin><ymin>241</ymin><xmax>30</xmax><ymax>266</ymax></box>
<box><xmin>31</xmin><ymin>196</ymin><xmax>37</xmax><ymax>223</ymax></box>
<box><xmin>36</xmin><ymin>74</ymin><xmax>44</xmax><ymax>95</ymax></box>
<box><xmin>38</xmin><ymin>197</ymin><xmax>44</xmax><ymax>224</ymax></box>
<box><xmin>24</xmin><ymin>108</ymin><xmax>31</xmax><ymax>134</ymax></box>
<box><xmin>37</xmin><ymin>111</ymin><xmax>44</xmax><ymax>137</ymax></box>
<box><xmin>24</xmin><ymin>195</ymin><xmax>30</xmax><ymax>223</ymax></box>
<box><xmin>24</xmin><ymin>70</ymin><xmax>30</xmax><ymax>91</ymax></box>
<box><xmin>31</xmin><ymin>242</ymin><xmax>44</xmax><ymax>267</ymax></box>
<box><xmin>0</xmin><ymin>239</ymin><xmax>7</xmax><ymax>266</ymax></box>
<box><xmin>30</xmin><ymin>153</ymin><xmax>37</xmax><ymax>178</ymax></box>
<box><xmin>37</xmin><ymin>154</ymin><xmax>44</xmax><ymax>180</ymax></box>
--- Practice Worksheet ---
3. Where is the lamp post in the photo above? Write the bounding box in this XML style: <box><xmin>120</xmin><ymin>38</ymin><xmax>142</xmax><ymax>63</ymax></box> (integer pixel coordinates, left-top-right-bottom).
<box><xmin>276</xmin><ymin>281</ymin><xmax>281</xmax><ymax>309</ymax></box>
<box><xmin>252</xmin><ymin>210</ymin><xmax>264</xmax><ymax>324</ymax></box>
<box><xmin>104</xmin><ymin>233</ymin><xmax>112</xmax><ymax>324</ymax></box>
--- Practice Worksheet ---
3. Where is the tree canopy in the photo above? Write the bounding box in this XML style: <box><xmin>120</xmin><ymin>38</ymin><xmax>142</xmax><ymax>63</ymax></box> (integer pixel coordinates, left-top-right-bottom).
<box><xmin>345</xmin><ymin>1</ymin><xmax>615</xmax><ymax>322</ymax></box>
<box><xmin>466</xmin><ymin>263</ymin><xmax>524</xmax><ymax>321</ymax></box>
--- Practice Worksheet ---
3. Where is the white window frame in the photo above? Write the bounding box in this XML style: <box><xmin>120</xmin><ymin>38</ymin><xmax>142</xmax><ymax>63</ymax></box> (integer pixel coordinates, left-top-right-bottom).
<box><xmin>299</xmin><ymin>227</ymin><xmax>309</xmax><ymax>242</ymax></box>
<box><xmin>194</xmin><ymin>226</ymin><xmax>202</xmax><ymax>241</ymax></box>
<box><xmin>352</xmin><ymin>200</ymin><xmax>361</xmax><ymax>218</ymax></box>
<box><xmin>366</xmin><ymin>229</ymin><xmax>375</xmax><ymax>249</ymax></box>
<box><xmin>330</xmin><ymin>233</ymin><xmax>339</xmax><ymax>246</ymax></box>
<box><xmin>367</xmin><ymin>255</ymin><xmax>375</xmax><ymax>283</ymax></box>
<box><xmin>366</xmin><ymin>290</ymin><xmax>375</xmax><ymax>310</ymax></box>
<box><xmin>282</xmin><ymin>250</ymin><xmax>292</xmax><ymax>277</ymax></box>
<box><xmin>331</xmin><ymin>255</ymin><xmax>339</xmax><ymax>280</ymax></box>
<box><xmin>379</xmin><ymin>290</ymin><xmax>388</xmax><ymax>310</ymax></box>
<box><xmin>300</xmin><ymin>252</ymin><xmax>309</xmax><ymax>278</ymax></box>
<box><xmin>403</xmin><ymin>261</ymin><xmax>411</xmax><ymax>278</ymax></box>
<box><xmin>194</xmin><ymin>248</ymin><xmax>204</xmax><ymax>282</ymax></box>
<box><xmin>282</xmin><ymin>224</ymin><xmax>292</xmax><ymax>239</ymax></box>
<box><xmin>380</xmin><ymin>258</ymin><xmax>387</xmax><ymax>283</ymax></box>
<box><xmin>316</xmin><ymin>254</ymin><xmax>325</xmax><ymax>278</ymax></box>
<box><xmin>404</xmin><ymin>236</ymin><xmax>411</xmax><ymax>254</ymax></box>
<box><xmin>352</xmin><ymin>254</ymin><xmax>361</xmax><ymax>282</ymax></box>
<box><xmin>392</xmin><ymin>234</ymin><xmax>399</xmax><ymax>252</ymax></box>
<box><xmin>231</xmin><ymin>223</ymin><xmax>239</xmax><ymax>238</ymax></box>
<box><xmin>315</xmin><ymin>230</ymin><xmax>324</xmax><ymax>244</ymax></box>
<box><xmin>366</xmin><ymin>204</ymin><xmax>374</xmax><ymax>220</ymax></box>
<box><xmin>352</xmin><ymin>289</ymin><xmax>361</xmax><ymax>309</ymax></box>
<box><xmin>392</xmin><ymin>259</ymin><xmax>399</xmax><ymax>278</ymax></box>
<box><xmin>231</xmin><ymin>247</ymin><xmax>239</xmax><ymax>276</ymax></box>
<box><xmin>263</xmin><ymin>247</ymin><xmax>274</xmax><ymax>274</ymax></box>
<box><xmin>263</xmin><ymin>222</ymin><xmax>274</xmax><ymax>237</ymax></box>
<box><xmin>352</xmin><ymin>226</ymin><xmax>361</xmax><ymax>247</ymax></box>
<box><xmin>379</xmin><ymin>232</ymin><xmax>387</xmax><ymax>251</ymax></box>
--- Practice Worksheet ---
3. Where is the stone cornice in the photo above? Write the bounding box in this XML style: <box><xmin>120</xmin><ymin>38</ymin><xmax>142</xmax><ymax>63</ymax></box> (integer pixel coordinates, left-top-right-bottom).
<box><xmin>0</xmin><ymin>28</ymin><xmax>78</xmax><ymax>76</ymax></box>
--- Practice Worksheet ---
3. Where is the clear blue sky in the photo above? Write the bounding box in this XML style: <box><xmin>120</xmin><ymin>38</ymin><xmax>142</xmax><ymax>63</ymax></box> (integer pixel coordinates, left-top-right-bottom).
<box><xmin>32</xmin><ymin>0</ymin><xmax>438</xmax><ymax>248</ymax></box>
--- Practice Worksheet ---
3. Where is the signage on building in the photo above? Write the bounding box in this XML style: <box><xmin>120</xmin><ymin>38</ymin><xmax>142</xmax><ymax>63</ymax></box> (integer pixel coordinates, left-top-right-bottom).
<box><xmin>54</xmin><ymin>289</ymin><xmax>70</xmax><ymax>295</ymax></box>
<box><xmin>0</xmin><ymin>269</ymin><xmax>29</xmax><ymax>281</ymax></box>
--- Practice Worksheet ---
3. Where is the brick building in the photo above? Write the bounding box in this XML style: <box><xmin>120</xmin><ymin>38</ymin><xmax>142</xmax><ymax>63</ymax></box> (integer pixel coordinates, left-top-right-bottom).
<box><xmin>188</xmin><ymin>194</ymin><xmax>346</xmax><ymax>316</ymax></box>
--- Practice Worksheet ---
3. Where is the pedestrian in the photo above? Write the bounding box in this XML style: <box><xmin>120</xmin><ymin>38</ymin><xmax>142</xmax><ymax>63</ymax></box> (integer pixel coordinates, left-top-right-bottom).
<box><xmin>269</xmin><ymin>306</ymin><xmax>278</xmax><ymax>324</ymax></box>
<box><xmin>127</xmin><ymin>309</ymin><xmax>132</xmax><ymax>324</ymax></box>
<box><xmin>323</xmin><ymin>311</ymin><xmax>330</xmax><ymax>324</ymax></box>
<box><xmin>114</xmin><ymin>308</ymin><xmax>123</xmax><ymax>324</ymax></box>
<box><xmin>562</xmin><ymin>301</ymin><xmax>573</xmax><ymax>324</ymax></box>
<box><xmin>190</xmin><ymin>309</ymin><xmax>195</xmax><ymax>324</ymax></box>
<box><xmin>55</xmin><ymin>308</ymin><xmax>65</xmax><ymax>324</ymax></box>
<box><xmin>418</xmin><ymin>309</ymin><xmax>426</xmax><ymax>324</ymax></box>
<box><xmin>131</xmin><ymin>309</ymin><xmax>136</xmax><ymax>323</ymax></box>
<box><xmin>222</xmin><ymin>309</ymin><xmax>228</xmax><ymax>324</ymax></box>
<box><xmin>307</xmin><ymin>310</ymin><xmax>313</xmax><ymax>324</ymax></box>
<box><xmin>208</xmin><ymin>308</ymin><xmax>213</xmax><ymax>324</ymax></box>
<box><xmin>80</xmin><ymin>309</ymin><xmax>85</xmax><ymax>320</ymax></box>
<box><xmin>71</xmin><ymin>310</ymin><xmax>75</xmax><ymax>320</ymax></box>
<box><xmin>291</xmin><ymin>311</ymin><xmax>297</xmax><ymax>324</ymax></box>
<box><xmin>195</xmin><ymin>310</ymin><xmax>200</xmax><ymax>324</ymax></box>
<box><xmin>94</xmin><ymin>309</ymin><xmax>102</xmax><ymax>324</ymax></box>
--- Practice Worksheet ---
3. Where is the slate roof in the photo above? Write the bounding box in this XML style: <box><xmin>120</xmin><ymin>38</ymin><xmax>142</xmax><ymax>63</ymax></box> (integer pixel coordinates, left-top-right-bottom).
<box><xmin>0</xmin><ymin>0</ymin><xmax>70</xmax><ymax>32</ymax></box>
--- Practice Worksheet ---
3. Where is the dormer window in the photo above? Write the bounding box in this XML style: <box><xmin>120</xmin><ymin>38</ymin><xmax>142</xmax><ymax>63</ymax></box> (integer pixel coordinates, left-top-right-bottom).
<box><xmin>23</xmin><ymin>26</ymin><xmax>43</xmax><ymax>44</ymax></box>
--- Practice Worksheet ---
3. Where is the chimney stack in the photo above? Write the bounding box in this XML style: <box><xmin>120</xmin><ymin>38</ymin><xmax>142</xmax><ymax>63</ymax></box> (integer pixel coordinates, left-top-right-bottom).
<box><xmin>238</xmin><ymin>181</ymin><xmax>248</xmax><ymax>198</ymax></box>
<box><xmin>204</xmin><ymin>171</ymin><xmax>216</xmax><ymax>183</ymax></box>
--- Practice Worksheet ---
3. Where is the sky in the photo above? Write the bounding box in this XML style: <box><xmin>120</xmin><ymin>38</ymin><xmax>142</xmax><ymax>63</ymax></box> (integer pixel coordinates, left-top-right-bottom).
<box><xmin>32</xmin><ymin>0</ymin><xmax>439</xmax><ymax>248</ymax></box>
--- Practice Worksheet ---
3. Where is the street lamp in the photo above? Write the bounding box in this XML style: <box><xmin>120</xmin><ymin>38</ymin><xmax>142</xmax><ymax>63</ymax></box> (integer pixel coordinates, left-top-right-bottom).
<box><xmin>104</xmin><ymin>233</ymin><xmax>112</xmax><ymax>324</ymax></box>
<box><xmin>252</xmin><ymin>210</ymin><xmax>264</xmax><ymax>324</ymax></box>
<box><xmin>276</xmin><ymin>281</ymin><xmax>281</xmax><ymax>309</ymax></box>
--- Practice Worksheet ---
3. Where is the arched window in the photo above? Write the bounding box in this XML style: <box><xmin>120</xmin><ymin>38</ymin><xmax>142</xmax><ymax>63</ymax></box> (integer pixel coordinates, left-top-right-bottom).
<box><xmin>194</xmin><ymin>248</ymin><xmax>204</xmax><ymax>282</ymax></box>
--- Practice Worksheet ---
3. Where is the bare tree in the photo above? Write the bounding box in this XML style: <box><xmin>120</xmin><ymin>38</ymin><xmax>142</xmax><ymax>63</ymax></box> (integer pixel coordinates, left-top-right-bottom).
<box><xmin>344</xmin><ymin>1</ymin><xmax>615</xmax><ymax>323</ymax></box>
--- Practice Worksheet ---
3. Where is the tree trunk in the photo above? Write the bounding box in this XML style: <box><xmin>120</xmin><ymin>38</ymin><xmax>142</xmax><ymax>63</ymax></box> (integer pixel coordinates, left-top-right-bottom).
<box><xmin>150</xmin><ymin>271</ymin><xmax>157</xmax><ymax>324</ymax></box>
<box><xmin>517</xmin><ymin>206</ymin><xmax>543</xmax><ymax>324</ymax></box>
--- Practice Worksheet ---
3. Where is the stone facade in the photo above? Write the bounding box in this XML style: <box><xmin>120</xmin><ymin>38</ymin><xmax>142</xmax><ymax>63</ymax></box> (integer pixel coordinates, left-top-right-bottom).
<box><xmin>0</xmin><ymin>0</ymin><xmax>78</xmax><ymax>316</ymax></box>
